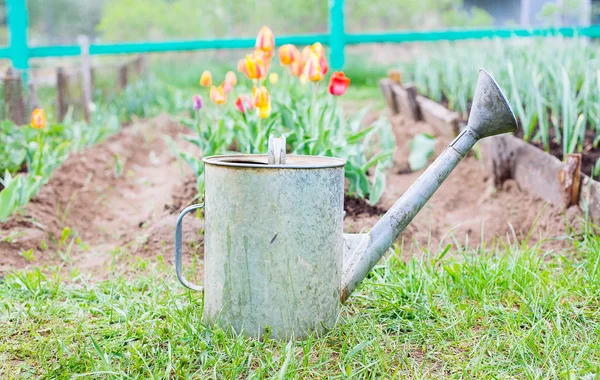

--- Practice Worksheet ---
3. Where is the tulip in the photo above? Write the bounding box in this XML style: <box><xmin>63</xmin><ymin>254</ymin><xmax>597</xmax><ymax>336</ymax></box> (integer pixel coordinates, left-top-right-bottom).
<box><xmin>241</xmin><ymin>53</ymin><xmax>266</xmax><ymax>80</ymax></box>
<box><xmin>304</xmin><ymin>52</ymin><xmax>323</xmax><ymax>82</ymax></box>
<box><xmin>235</xmin><ymin>95</ymin><xmax>253</xmax><ymax>113</ymax></box>
<box><xmin>237</xmin><ymin>59</ymin><xmax>246</xmax><ymax>75</ymax></box>
<box><xmin>278</xmin><ymin>44</ymin><xmax>300</xmax><ymax>66</ymax></box>
<box><xmin>258</xmin><ymin>103</ymin><xmax>271</xmax><ymax>119</ymax></box>
<box><xmin>200</xmin><ymin>71</ymin><xmax>212</xmax><ymax>87</ymax></box>
<box><xmin>31</xmin><ymin>108</ymin><xmax>47</xmax><ymax>129</ymax></box>
<box><xmin>192</xmin><ymin>94</ymin><xmax>203</xmax><ymax>110</ymax></box>
<box><xmin>210</xmin><ymin>85</ymin><xmax>226</xmax><ymax>104</ymax></box>
<box><xmin>269</xmin><ymin>73</ymin><xmax>279</xmax><ymax>85</ymax></box>
<box><xmin>328</xmin><ymin>71</ymin><xmax>351</xmax><ymax>96</ymax></box>
<box><xmin>252</xmin><ymin>86</ymin><xmax>270</xmax><ymax>108</ymax></box>
<box><xmin>310</xmin><ymin>42</ymin><xmax>328</xmax><ymax>76</ymax></box>
<box><xmin>301</xmin><ymin>46</ymin><xmax>311</xmax><ymax>66</ymax></box>
<box><xmin>310</xmin><ymin>42</ymin><xmax>325</xmax><ymax>57</ymax></box>
<box><xmin>255</xmin><ymin>26</ymin><xmax>275</xmax><ymax>59</ymax></box>
<box><xmin>289</xmin><ymin>61</ymin><xmax>303</xmax><ymax>77</ymax></box>
<box><xmin>223</xmin><ymin>71</ymin><xmax>237</xmax><ymax>92</ymax></box>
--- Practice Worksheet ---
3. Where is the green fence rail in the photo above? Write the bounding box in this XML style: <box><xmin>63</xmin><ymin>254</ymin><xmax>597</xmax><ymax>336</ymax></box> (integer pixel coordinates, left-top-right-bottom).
<box><xmin>5</xmin><ymin>0</ymin><xmax>600</xmax><ymax>77</ymax></box>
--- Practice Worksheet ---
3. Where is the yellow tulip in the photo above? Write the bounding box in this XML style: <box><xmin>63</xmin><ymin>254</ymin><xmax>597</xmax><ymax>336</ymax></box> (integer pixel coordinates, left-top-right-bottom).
<box><xmin>200</xmin><ymin>71</ymin><xmax>212</xmax><ymax>87</ymax></box>
<box><xmin>269</xmin><ymin>73</ymin><xmax>279</xmax><ymax>85</ymax></box>
<box><xmin>258</xmin><ymin>104</ymin><xmax>271</xmax><ymax>119</ymax></box>
<box><xmin>241</xmin><ymin>53</ymin><xmax>265</xmax><ymax>80</ymax></box>
<box><xmin>30</xmin><ymin>108</ymin><xmax>47</xmax><ymax>129</ymax></box>
<box><xmin>252</xmin><ymin>86</ymin><xmax>270</xmax><ymax>108</ymax></box>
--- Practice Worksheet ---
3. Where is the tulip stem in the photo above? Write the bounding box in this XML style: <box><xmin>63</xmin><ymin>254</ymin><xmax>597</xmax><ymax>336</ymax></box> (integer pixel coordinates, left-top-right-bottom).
<box><xmin>35</xmin><ymin>130</ymin><xmax>45</xmax><ymax>177</ymax></box>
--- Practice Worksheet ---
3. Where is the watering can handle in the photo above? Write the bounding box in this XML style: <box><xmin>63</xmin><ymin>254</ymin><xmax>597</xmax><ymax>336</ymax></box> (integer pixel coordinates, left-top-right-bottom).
<box><xmin>175</xmin><ymin>203</ymin><xmax>204</xmax><ymax>291</ymax></box>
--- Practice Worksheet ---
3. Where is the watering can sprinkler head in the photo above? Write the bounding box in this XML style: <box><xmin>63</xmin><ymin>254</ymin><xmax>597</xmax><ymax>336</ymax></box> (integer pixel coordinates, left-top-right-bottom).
<box><xmin>340</xmin><ymin>68</ymin><xmax>517</xmax><ymax>302</ymax></box>
<box><xmin>466</xmin><ymin>69</ymin><xmax>518</xmax><ymax>139</ymax></box>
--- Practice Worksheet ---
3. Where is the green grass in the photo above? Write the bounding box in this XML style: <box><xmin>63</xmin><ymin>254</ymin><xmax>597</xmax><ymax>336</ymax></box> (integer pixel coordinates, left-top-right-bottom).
<box><xmin>2</xmin><ymin>221</ymin><xmax>600</xmax><ymax>378</ymax></box>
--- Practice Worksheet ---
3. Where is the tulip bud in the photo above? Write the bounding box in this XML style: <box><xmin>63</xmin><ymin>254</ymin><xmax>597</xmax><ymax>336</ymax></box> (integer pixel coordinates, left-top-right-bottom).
<box><xmin>278</xmin><ymin>44</ymin><xmax>300</xmax><ymax>66</ymax></box>
<box><xmin>252</xmin><ymin>86</ymin><xmax>270</xmax><ymax>109</ymax></box>
<box><xmin>210</xmin><ymin>85</ymin><xmax>227</xmax><ymax>105</ymax></box>
<box><xmin>269</xmin><ymin>73</ymin><xmax>279</xmax><ymax>85</ymax></box>
<box><xmin>328</xmin><ymin>71</ymin><xmax>351</xmax><ymax>96</ymax></box>
<box><xmin>241</xmin><ymin>53</ymin><xmax>265</xmax><ymax>80</ymax></box>
<box><xmin>200</xmin><ymin>71</ymin><xmax>212</xmax><ymax>87</ymax></box>
<box><xmin>235</xmin><ymin>95</ymin><xmax>253</xmax><ymax>113</ymax></box>
<box><xmin>192</xmin><ymin>94</ymin><xmax>203</xmax><ymax>110</ymax></box>
<box><xmin>255</xmin><ymin>26</ymin><xmax>275</xmax><ymax>59</ymax></box>
<box><xmin>304</xmin><ymin>52</ymin><xmax>323</xmax><ymax>82</ymax></box>
<box><xmin>30</xmin><ymin>108</ymin><xmax>47</xmax><ymax>130</ymax></box>
<box><xmin>289</xmin><ymin>61</ymin><xmax>303</xmax><ymax>77</ymax></box>
<box><xmin>258</xmin><ymin>104</ymin><xmax>271</xmax><ymax>119</ymax></box>
<box><xmin>223</xmin><ymin>71</ymin><xmax>237</xmax><ymax>92</ymax></box>
<box><xmin>310</xmin><ymin>42</ymin><xmax>328</xmax><ymax>76</ymax></box>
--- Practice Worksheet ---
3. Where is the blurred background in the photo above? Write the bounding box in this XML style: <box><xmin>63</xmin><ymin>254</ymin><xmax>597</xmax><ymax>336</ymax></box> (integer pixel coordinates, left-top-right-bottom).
<box><xmin>0</xmin><ymin>0</ymin><xmax>594</xmax><ymax>46</ymax></box>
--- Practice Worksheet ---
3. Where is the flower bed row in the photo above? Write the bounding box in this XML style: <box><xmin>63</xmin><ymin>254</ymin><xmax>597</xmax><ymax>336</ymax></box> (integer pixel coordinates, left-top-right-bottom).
<box><xmin>380</xmin><ymin>75</ymin><xmax>600</xmax><ymax>223</ymax></box>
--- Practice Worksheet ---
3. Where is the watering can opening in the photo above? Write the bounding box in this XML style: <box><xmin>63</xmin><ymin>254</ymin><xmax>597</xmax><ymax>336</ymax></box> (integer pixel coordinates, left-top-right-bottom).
<box><xmin>203</xmin><ymin>154</ymin><xmax>346</xmax><ymax>169</ymax></box>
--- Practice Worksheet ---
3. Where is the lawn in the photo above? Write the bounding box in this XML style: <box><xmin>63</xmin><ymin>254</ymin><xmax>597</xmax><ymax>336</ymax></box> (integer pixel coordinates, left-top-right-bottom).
<box><xmin>2</xmin><ymin>219</ymin><xmax>600</xmax><ymax>378</ymax></box>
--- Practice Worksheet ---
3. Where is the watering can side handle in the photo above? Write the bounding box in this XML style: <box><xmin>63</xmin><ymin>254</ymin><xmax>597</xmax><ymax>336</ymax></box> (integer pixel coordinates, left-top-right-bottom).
<box><xmin>175</xmin><ymin>203</ymin><xmax>204</xmax><ymax>291</ymax></box>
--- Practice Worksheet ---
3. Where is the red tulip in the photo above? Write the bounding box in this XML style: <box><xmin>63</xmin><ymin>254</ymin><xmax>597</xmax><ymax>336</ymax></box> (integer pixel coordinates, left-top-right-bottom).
<box><xmin>328</xmin><ymin>71</ymin><xmax>350</xmax><ymax>96</ymax></box>
<box><xmin>235</xmin><ymin>95</ymin><xmax>253</xmax><ymax>113</ymax></box>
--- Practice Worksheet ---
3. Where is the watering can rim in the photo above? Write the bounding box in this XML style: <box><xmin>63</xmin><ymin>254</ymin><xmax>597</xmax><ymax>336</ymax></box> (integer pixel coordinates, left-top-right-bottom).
<box><xmin>203</xmin><ymin>153</ymin><xmax>346</xmax><ymax>169</ymax></box>
<box><xmin>478</xmin><ymin>68</ymin><xmax>518</xmax><ymax>129</ymax></box>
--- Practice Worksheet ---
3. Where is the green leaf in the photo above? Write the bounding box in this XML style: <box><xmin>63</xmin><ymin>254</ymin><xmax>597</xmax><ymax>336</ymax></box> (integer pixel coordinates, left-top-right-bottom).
<box><xmin>368</xmin><ymin>164</ymin><xmax>387</xmax><ymax>205</ymax></box>
<box><xmin>408</xmin><ymin>133</ymin><xmax>437</xmax><ymax>171</ymax></box>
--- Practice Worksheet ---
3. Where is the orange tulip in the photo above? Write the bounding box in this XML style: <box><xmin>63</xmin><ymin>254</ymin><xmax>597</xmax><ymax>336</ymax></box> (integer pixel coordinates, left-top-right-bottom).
<box><xmin>235</xmin><ymin>94</ymin><xmax>253</xmax><ymax>113</ymax></box>
<box><xmin>289</xmin><ymin>61</ymin><xmax>304</xmax><ymax>77</ymax></box>
<box><xmin>223</xmin><ymin>71</ymin><xmax>237</xmax><ymax>92</ymax></box>
<box><xmin>200</xmin><ymin>71</ymin><xmax>212</xmax><ymax>87</ymax></box>
<box><xmin>304</xmin><ymin>52</ymin><xmax>323</xmax><ymax>82</ymax></box>
<box><xmin>210</xmin><ymin>85</ymin><xmax>226</xmax><ymax>104</ymax></box>
<box><xmin>30</xmin><ymin>108</ymin><xmax>46</xmax><ymax>129</ymax></box>
<box><xmin>241</xmin><ymin>53</ymin><xmax>266</xmax><ymax>80</ymax></box>
<box><xmin>328</xmin><ymin>71</ymin><xmax>351</xmax><ymax>96</ymax></box>
<box><xmin>255</xmin><ymin>26</ymin><xmax>275</xmax><ymax>59</ymax></box>
<box><xmin>278</xmin><ymin>44</ymin><xmax>300</xmax><ymax>66</ymax></box>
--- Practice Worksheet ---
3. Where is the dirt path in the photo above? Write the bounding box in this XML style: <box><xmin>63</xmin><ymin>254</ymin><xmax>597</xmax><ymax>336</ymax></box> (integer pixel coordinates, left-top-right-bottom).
<box><xmin>0</xmin><ymin>114</ymin><xmax>202</xmax><ymax>275</ymax></box>
<box><xmin>0</xmin><ymin>112</ymin><xmax>580</xmax><ymax>276</ymax></box>
<box><xmin>344</xmin><ymin>113</ymin><xmax>580</xmax><ymax>256</ymax></box>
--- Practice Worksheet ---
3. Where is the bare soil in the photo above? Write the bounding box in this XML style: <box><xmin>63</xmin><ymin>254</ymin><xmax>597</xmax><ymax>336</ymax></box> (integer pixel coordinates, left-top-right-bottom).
<box><xmin>0</xmin><ymin>113</ymin><xmax>580</xmax><ymax>276</ymax></box>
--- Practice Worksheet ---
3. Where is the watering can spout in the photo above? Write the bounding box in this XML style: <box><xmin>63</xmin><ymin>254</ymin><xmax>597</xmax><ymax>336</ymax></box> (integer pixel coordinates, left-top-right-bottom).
<box><xmin>340</xmin><ymin>69</ymin><xmax>517</xmax><ymax>302</ymax></box>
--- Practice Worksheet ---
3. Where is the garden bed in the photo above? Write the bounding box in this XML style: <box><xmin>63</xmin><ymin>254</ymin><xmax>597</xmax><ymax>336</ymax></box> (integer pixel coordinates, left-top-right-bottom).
<box><xmin>380</xmin><ymin>78</ymin><xmax>600</xmax><ymax>223</ymax></box>
<box><xmin>0</xmin><ymin>113</ymin><xmax>575</xmax><ymax>276</ymax></box>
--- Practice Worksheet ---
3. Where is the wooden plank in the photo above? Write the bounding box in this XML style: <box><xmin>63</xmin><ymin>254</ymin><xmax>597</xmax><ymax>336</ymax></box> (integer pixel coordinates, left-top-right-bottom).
<box><xmin>482</xmin><ymin>135</ymin><xmax>579</xmax><ymax>209</ymax></box>
<box><xmin>416</xmin><ymin>95</ymin><xmax>459</xmax><ymax>137</ymax></box>
<box><xmin>391</xmin><ymin>83</ymin><xmax>420</xmax><ymax>121</ymax></box>
<box><xmin>378</xmin><ymin>78</ymin><xmax>398</xmax><ymax>114</ymax></box>
<box><xmin>579</xmin><ymin>174</ymin><xmax>600</xmax><ymax>223</ymax></box>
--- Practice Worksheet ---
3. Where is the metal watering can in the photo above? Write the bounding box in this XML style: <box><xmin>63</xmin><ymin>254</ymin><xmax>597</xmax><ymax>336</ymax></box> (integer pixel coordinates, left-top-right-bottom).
<box><xmin>175</xmin><ymin>69</ymin><xmax>517</xmax><ymax>339</ymax></box>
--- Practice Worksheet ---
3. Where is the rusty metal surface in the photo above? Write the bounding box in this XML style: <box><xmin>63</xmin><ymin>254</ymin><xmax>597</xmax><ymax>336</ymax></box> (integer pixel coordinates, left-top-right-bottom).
<box><xmin>202</xmin><ymin>160</ymin><xmax>345</xmax><ymax>339</ymax></box>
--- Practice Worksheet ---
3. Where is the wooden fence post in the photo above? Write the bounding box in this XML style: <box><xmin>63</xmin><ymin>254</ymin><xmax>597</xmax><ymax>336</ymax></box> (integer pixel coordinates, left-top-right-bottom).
<box><xmin>28</xmin><ymin>77</ymin><xmax>38</xmax><ymax>111</ymax></box>
<box><xmin>119</xmin><ymin>64</ymin><xmax>128</xmax><ymax>90</ymax></box>
<box><xmin>78</xmin><ymin>35</ymin><xmax>92</xmax><ymax>122</ymax></box>
<box><xmin>3</xmin><ymin>67</ymin><xmax>26</xmax><ymax>125</ymax></box>
<box><xmin>56</xmin><ymin>67</ymin><xmax>68</xmax><ymax>122</ymax></box>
